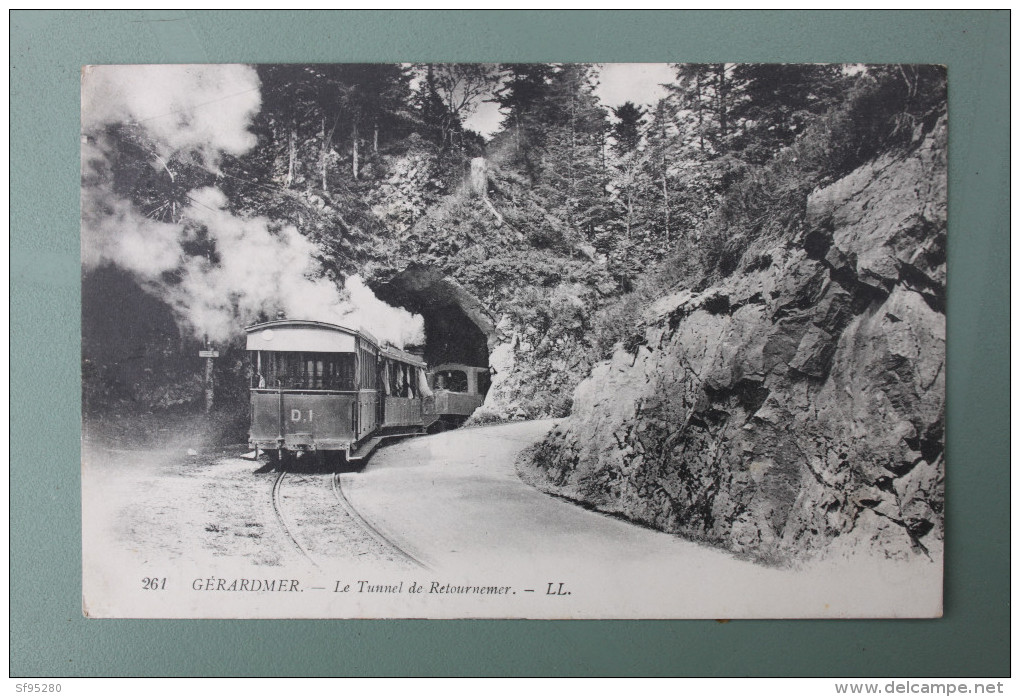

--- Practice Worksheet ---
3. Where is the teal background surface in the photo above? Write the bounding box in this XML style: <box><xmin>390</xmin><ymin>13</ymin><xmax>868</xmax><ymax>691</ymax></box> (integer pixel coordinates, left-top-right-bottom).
<box><xmin>10</xmin><ymin>10</ymin><xmax>1009</xmax><ymax>676</ymax></box>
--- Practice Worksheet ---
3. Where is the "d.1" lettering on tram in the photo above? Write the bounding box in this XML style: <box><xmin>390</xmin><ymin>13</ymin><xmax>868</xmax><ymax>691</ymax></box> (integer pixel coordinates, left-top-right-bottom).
<box><xmin>290</xmin><ymin>409</ymin><xmax>313</xmax><ymax>423</ymax></box>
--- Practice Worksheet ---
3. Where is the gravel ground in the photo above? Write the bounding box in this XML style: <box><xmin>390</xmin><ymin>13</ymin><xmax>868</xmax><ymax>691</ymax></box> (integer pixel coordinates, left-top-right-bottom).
<box><xmin>82</xmin><ymin>444</ymin><xmax>408</xmax><ymax>571</ymax></box>
<box><xmin>81</xmin><ymin>425</ymin><xmax>940</xmax><ymax>618</ymax></box>
<box><xmin>278</xmin><ymin>470</ymin><xmax>418</xmax><ymax>567</ymax></box>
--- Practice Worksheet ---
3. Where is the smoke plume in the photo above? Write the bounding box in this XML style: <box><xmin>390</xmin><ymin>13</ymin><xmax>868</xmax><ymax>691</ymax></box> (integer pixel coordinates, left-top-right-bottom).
<box><xmin>81</xmin><ymin>64</ymin><xmax>424</xmax><ymax>348</ymax></box>
<box><xmin>81</xmin><ymin>64</ymin><xmax>260</xmax><ymax>167</ymax></box>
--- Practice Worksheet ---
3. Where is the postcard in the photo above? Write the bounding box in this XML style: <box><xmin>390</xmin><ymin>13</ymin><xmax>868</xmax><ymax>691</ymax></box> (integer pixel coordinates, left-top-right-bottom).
<box><xmin>81</xmin><ymin>62</ymin><xmax>945</xmax><ymax>618</ymax></box>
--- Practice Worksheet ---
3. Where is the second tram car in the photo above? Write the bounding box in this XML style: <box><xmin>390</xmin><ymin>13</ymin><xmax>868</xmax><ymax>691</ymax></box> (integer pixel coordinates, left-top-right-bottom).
<box><xmin>426</xmin><ymin>363</ymin><xmax>491</xmax><ymax>430</ymax></box>
<box><xmin>245</xmin><ymin>319</ymin><xmax>486</xmax><ymax>466</ymax></box>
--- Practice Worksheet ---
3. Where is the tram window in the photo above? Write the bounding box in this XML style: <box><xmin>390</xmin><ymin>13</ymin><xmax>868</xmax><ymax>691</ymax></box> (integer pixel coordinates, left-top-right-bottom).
<box><xmin>433</xmin><ymin>370</ymin><xmax>469</xmax><ymax>393</ymax></box>
<box><xmin>407</xmin><ymin>367</ymin><xmax>417</xmax><ymax>399</ymax></box>
<box><xmin>396</xmin><ymin>363</ymin><xmax>411</xmax><ymax>398</ymax></box>
<box><xmin>360</xmin><ymin>347</ymin><xmax>377</xmax><ymax>389</ymax></box>
<box><xmin>259</xmin><ymin>351</ymin><xmax>356</xmax><ymax>390</ymax></box>
<box><xmin>382</xmin><ymin>361</ymin><xmax>419</xmax><ymax>398</ymax></box>
<box><xmin>388</xmin><ymin>360</ymin><xmax>401</xmax><ymax>396</ymax></box>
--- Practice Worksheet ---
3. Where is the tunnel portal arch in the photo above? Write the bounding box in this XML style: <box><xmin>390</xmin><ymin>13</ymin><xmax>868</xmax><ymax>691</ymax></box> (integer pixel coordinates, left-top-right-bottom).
<box><xmin>370</xmin><ymin>265</ymin><xmax>495</xmax><ymax>370</ymax></box>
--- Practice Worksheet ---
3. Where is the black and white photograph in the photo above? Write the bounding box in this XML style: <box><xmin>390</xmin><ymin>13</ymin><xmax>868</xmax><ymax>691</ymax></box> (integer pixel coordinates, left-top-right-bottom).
<box><xmin>81</xmin><ymin>62</ymin><xmax>946</xmax><ymax>619</ymax></box>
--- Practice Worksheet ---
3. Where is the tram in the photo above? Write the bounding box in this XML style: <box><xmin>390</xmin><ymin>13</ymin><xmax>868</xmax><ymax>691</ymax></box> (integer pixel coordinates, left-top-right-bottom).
<box><xmin>245</xmin><ymin>319</ymin><xmax>487</xmax><ymax>465</ymax></box>
<box><xmin>427</xmin><ymin>363</ymin><xmax>491</xmax><ymax>430</ymax></box>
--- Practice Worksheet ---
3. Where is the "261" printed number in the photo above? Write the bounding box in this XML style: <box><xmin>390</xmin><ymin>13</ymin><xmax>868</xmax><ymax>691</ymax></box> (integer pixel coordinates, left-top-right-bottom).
<box><xmin>142</xmin><ymin>577</ymin><xmax>167</xmax><ymax>590</ymax></box>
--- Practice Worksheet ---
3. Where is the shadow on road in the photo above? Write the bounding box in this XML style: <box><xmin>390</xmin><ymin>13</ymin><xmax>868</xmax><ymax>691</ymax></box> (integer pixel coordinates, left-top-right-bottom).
<box><xmin>252</xmin><ymin>451</ymin><xmax>367</xmax><ymax>475</ymax></box>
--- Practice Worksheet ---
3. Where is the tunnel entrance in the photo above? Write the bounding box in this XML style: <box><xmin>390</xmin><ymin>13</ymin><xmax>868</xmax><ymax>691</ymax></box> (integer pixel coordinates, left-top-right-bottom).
<box><xmin>423</xmin><ymin>306</ymin><xmax>489</xmax><ymax>367</ymax></box>
<box><xmin>370</xmin><ymin>265</ymin><xmax>495</xmax><ymax>369</ymax></box>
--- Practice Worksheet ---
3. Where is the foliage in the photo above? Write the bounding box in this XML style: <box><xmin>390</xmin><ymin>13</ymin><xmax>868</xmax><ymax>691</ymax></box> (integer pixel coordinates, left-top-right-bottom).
<box><xmin>413</xmin><ymin>63</ymin><xmax>500</xmax><ymax>153</ymax></box>
<box><xmin>692</xmin><ymin>64</ymin><xmax>948</xmax><ymax>283</ymax></box>
<box><xmin>582</xmin><ymin>64</ymin><xmax>947</xmax><ymax>362</ymax></box>
<box><xmin>610</xmin><ymin>102</ymin><xmax>646</xmax><ymax>155</ymax></box>
<box><xmin>84</xmin><ymin>61</ymin><xmax>947</xmax><ymax>429</ymax></box>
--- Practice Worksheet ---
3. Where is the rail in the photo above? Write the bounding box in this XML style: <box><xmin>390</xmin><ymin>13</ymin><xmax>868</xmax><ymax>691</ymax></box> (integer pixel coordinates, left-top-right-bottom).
<box><xmin>331</xmin><ymin>473</ymin><xmax>428</xmax><ymax>569</ymax></box>
<box><xmin>270</xmin><ymin>472</ymin><xmax>320</xmax><ymax>568</ymax></box>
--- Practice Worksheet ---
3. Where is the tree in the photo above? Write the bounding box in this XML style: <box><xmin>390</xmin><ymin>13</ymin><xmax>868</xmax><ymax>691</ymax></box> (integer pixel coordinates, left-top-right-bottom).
<box><xmin>414</xmin><ymin>63</ymin><xmax>500</xmax><ymax>152</ymax></box>
<box><xmin>256</xmin><ymin>64</ymin><xmax>413</xmax><ymax>190</ymax></box>
<box><xmin>526</xmin><ymin>65</ymin><xmax>611</xmax><ymax>245</ymax></box>
<box><xmin>342</xmin><ymin>63</ymin><xmax>412</xmax><ymax>178</ymax></box>
<box><xmin>493</xmin><ymin>63</ymin><xmax>555</xmax><ymax>161</ymax></box>
<box><xmin>610</xmin><ymin>101</ymin><xmax>646</xmax><ymax>156</ymax></box>
<box><xmin>605</xmin><ymin>103</ymin><xmax>649</xmax><ymax>243</ymax></box>
<box><xmin>643</xmin><ymin>98</ymin><xmax>681</xmax><ymax>244</ymax></box>
<box><xmin>668</xmin><ymin>63</ymin><xmax>740</xmax><ymax>156</ymax></box>
<box><xmin>727</xmin><ymin>63</ymin><xmax>848</xmax><ymax>163</ymax></box>
<box><xmin>671</xmin><ymin>64</ymin><xmax>712</xmax><ymax>156</ymax></box>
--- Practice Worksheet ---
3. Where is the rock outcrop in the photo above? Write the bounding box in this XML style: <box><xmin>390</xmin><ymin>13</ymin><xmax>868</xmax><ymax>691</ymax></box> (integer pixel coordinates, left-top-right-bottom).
<box><xmin>523</xmin><ymin>117</ymin><xmax>946</xmax><ymax>565</ymax></box>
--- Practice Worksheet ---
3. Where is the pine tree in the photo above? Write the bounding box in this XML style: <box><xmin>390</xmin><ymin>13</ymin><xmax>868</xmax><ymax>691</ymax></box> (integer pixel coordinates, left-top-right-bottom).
<box><xmin>414</xmin><ymin>63</ymin><xmax>500</xmax><ymax>153</ymax></box>
<box><xmin>610</xmin><ymin>102</ymin><xmax>646</xmax><ymax>156</ymax></box>
<box><xmin>529</xmin><ymin>65</ymin><xmax>611</xmax><ymax>247</ymax></box>
<box><xmin>493</xmin><ymin>63</ymin><xmax>555</xmax><ymax>166</ymax></box>
<box><xmin>341</xmin><ymin>64</ymin><xmax>412</xmax><ymax>178</ymax></box>
<box><xmin>606</xmin><ymin>102</ymin><xmax>648</xmax><ymax>244</ymax></box>
<box><xmin>642</xmin><ymin>98</ymin><xmax>681</xmax><ymax>244</ymax></box>
<box><xmin>727</xmin><ymin>63</ymin><xmax>848</xmax><ymax>163</ymax></box>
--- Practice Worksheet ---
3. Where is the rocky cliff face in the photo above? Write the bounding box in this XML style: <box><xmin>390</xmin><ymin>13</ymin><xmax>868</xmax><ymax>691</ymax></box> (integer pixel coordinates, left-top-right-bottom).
<box><xmin>523</xmin><ymin>117</ymin><xmax>946</xmax><ymax>565</ymax></box>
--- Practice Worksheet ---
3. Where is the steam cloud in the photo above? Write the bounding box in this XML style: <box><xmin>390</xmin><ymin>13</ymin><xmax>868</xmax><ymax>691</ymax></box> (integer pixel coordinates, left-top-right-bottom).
<box><xmin>81</xmin><ymin>64</ymin><xmax>425</xmax><ymax>347</ymax></box>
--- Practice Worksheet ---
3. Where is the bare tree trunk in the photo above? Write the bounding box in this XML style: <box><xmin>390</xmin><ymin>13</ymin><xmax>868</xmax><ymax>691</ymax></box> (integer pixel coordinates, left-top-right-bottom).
<box><xmin>626</xmin><ymin>188</ymin><xmax>632</xmax><ymax>239</ymax></box>
<box><xmin>320</xmin><ymin>116</ymin><xmax>328</xmax><ymax>191</ymax></box>
<box><xmin>568</xmin><ymin>95</ymin><xmax>576</xmax><ymax>224</ymax></box>
<box><xmin>662</xmin><ymin>169</ymin><xmax>670</xmax><ymax>244</ymax></box>
<box><xmin>716</xmin><ymin>63</ymin><xmax>729</xmax><ymax>146</ymax></box>
<box><xmin>661</xmin><ymin>119</ymin><xmax>670</xmax><ymax>244</ymax></box>
<box><xmin>204</xmin><ymin>354</ymin><xmax>214</xmax><ymax>413</ymax></box>
<box><xmin>440</xmin><ymin>115</ymin><xmax>451</xmax><ymax>151</ymax></box>
<box><xmin>352</xmin><ymin>120</ymin><xmax>360</xmax><ymax>179</ymax></box>
<box><xmin>600</xmin><ymin>128</ymin><xmax>606</xmax><ymax>175</ymax></box>
<box><xmin>373</xmin><ymin>117</ymin><xmax>379</xmax><ymax>154</ymax></box>
<box><xmin>286</xmin><ymin>122</ymin><xmax>296</xmax><ymax>187</ymax></box>
<box><xmin>695</xmin><ymin>71</ymin><xmax>705</xmax><ymax>154</ymax></box>
<box><xmin>321</xmin><ymin>113</ymin><xmax>341</xmax><ymax>192</ymax></box>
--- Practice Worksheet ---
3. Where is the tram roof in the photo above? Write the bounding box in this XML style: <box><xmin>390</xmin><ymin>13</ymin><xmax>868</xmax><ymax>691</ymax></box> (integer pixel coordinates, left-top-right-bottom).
<box><xmin>245</xmin><ymin>319</ymin><xmax>379</xmax><ymax>347</ymax></box>
<box><xmin>431</xmin><ymin>362</ymin><xmax>489</xmax><ymax>374</ymax></box>
<box><xmin>245</xmin><ymin>319</ymin><xmax>425</xmax><ymax>367</ymax></box>
<box><xmin>379</xmin><ymin>344</ymin><xmax>427</xmax><ymax>368</ymax></box>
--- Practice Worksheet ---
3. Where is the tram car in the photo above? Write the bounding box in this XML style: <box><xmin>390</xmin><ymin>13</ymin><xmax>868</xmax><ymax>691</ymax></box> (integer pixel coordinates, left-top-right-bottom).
<box><xmin>245</xmin><ymin>319</ymin><xmax>487</xmax><ymax>466</ymax></box>
<box><xmin>426</xmin><ymin>363</ymin><xmax>491</xmax><ymax>431</ymax></box>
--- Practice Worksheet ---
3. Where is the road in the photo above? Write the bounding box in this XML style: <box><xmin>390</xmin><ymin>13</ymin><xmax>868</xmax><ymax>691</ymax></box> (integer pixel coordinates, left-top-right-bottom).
<box><xmin>339</xmin><ymin>420</ymin><xmax>942</xmax><ymax>618</ymax></box>
<box><xmin>342</xmin><ymin>420</ymin><xmax>749</xmax><ymax>571</ymax></box>
<box><xmin>81</xmin><ymin>422</ymin><xmax>941</xmax><ymax>618</ymax></box>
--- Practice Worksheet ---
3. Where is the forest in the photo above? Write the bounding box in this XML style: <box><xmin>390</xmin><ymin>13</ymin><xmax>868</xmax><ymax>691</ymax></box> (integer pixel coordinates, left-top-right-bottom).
<box><xmin>81</xmin><ymin>62</ymin><xmax>946</xmax><ymax>448</ymax></box>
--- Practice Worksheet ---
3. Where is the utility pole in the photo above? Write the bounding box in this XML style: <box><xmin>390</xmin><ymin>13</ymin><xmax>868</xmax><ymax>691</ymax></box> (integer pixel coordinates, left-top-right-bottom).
<box><xmin>199</xmin><ymin>335</ymin><xmax>219</xmax><ymax>413</ymax></box>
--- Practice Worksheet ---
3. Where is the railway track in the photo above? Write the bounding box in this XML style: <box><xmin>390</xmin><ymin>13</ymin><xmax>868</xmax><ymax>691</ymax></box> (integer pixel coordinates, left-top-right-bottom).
<box><xmin>270</xmin><ymin>471</ymin><xmax>320</xmax><ymax>569</ymax></box>
<box><xmin>331</xmin><ymin>473</ymin><xmax>428</xmax><ymax>569</ymax></box>
<box><xmin>269</xmin><ymin>468</ymin><xmax>427</xmax><ymax>569</ymax></box>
